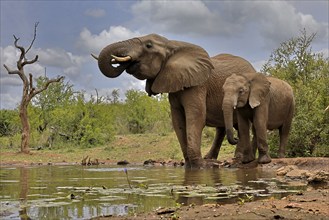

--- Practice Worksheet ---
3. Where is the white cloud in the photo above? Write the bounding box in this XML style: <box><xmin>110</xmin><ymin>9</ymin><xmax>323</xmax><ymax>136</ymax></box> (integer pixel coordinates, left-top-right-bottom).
<box><xmin>26</xmin><ymin>47</ymin><xmax>87</xmax><ymax>81</ymax></box>
<box><xmin>31</xmin><ymin>48</ymin><xmax>85</xmax><ymax>69</ymax></box>
<box><xmin>122</xmin><ymin>74</ymin><xmax>145</xmax><ymax>91</ymax></box>
<box><xmin>77</xmin><ymin>26</ymin><xmax>141</xmax><ymax>54</ymax></box>
<box><xmin>131</xmin><ymin>1</ymin><xmax>230</xmax><ymax>35</ymax></box>
<box><xmin>130</xmin><ymin>1</ymin><xmax>328</xmax><ymax>47</ymax></box>
<box><xmin>0</xmin><ymin>93</ymin><xmax>20</xmax><ymax>109</ymax></box>
<box><xmin>249</xmin><ymin>1</ymin><xmax>328</xmax><ymax>47</ymax></box>
<box><xmin>316</xmin><ymin>48</ymin><xmax>329</xmax><ymax>58</ymax></box>
<box><xmin>85</xmin><ymin>8</ymin><xmax>106</xmax><ymax>18</ymax></box>
<box><xmin>251</xmin><ymin>60</ymin><xmax>267</xmax><ymax>72</ymax></box>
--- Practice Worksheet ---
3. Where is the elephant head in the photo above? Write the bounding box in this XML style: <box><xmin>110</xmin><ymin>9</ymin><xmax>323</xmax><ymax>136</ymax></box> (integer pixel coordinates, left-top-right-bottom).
<box><xmin>93</xmin><ymin>34</ymin><xmax>214</xmax><ymax>95</ymax></box>
<box><xmin>222</xmin><ymin>72</ymin><xmax>270</xmax><ymax>145</ymax></box>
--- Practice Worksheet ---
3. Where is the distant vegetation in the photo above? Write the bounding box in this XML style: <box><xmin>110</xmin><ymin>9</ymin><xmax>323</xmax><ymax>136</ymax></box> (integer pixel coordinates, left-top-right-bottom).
<box><xmin>1</xmin><ymin>30</ymin><xmax>328</xmax><ymax>157</ymax></box>
<box><xmin>0</xmin><ymin>85</ymin><xmax>172</xmax><ymax>149</ymax></box>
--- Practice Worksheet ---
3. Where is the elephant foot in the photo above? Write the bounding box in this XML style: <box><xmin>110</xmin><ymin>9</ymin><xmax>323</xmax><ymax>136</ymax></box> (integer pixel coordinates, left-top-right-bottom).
<box><xmin>203</xmin><ymin>153</ymin><xmax>217</xmax><ymax>160</ymax></box>
<box><xmin>234</xmin><ymin>152</ymin><xmax>243</xmax><ymax>160</ymax></box>
<box><xmin>242</xmin><ymin>157</ymin><xmax>255</xmax><ymax>164</ymax></box>
<box><xmin>188</xmin><ymin>159</ymin><xmax>220</xmax><ymax>169</ymax></box>
<box><xmin>258</xmin><ymin>153</ymin><xmax>271</xmax><ymax>164</ymax></box>
<box><xmin>242</xmin><ymin>152</ymin><xmax>255</xmax><ymax>164</ymax></box>
<box><xmin>186</xmin><ymin>158</ymin><xmax>204</xmax><ymax>169</ymax></box>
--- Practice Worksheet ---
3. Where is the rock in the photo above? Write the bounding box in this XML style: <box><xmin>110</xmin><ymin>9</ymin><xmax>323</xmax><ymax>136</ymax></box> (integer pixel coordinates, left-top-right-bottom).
<box><xmin>285</xmin><ymin>202</ymin><xmax>302</xmax><ymax>209</ymax></box>
<box><xmin>307</xmin><ymin>170</ymin><xmax>329</xmax><ymax>184</ymax></box>
<box><xmin>143</xmin><ymin>159</ymin><xmax>156</xmax><ymax>165</ymax></box>
<box><xmin>285</xmin><ymin>169</ymin><xmax>312</xmax><ymax>179</ymax></box>
<box><xmin>156</xmin><ymin>207</ymin><xmax>176</xmax><ymax>215</ymax></box>
<box><xmin>117</xmin><ymin>160</ymin><xmax>129</xmax><ymax>165</ymax></box>
<box><xmin>276</xmin><ymin>165</ymin><xmax>298</xmax><ymax>176</ymax></box>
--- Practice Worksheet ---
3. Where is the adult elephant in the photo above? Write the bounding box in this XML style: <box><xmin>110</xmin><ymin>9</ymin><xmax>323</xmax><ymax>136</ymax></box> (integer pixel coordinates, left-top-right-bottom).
<box><xmin>222</xmin><ymin>72</ymin><xmax>295</xmax><ymax>164</ymax></box>
<box><xmin>92</xmin><ymin>34</ymin><xmax>256</xmax><ymax>168</ymax></box>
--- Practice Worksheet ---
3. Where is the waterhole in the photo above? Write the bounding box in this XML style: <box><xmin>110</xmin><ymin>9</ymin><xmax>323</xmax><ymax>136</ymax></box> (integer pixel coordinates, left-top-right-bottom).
<box><xmin>0</xmin><ymin>165</ymin><xmax>306</xmax><ymax>219</ymax></box>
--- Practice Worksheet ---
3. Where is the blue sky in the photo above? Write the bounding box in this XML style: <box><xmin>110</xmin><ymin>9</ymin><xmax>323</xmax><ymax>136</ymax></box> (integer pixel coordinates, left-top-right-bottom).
<box><xmin>1</xmin><ymin>0</ymin><xmax>328</xmax><ymax>109</ymax></box>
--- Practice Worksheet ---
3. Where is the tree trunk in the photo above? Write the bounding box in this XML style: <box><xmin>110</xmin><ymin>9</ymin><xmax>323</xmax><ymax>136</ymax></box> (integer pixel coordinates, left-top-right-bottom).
<box><xmin>20</xmin><ymin>101</ymin><xmax>30</xmax><ymax>154</ymax></box>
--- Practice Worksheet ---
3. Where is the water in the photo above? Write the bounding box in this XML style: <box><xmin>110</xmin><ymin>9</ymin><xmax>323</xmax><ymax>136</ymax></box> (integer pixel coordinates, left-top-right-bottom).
<box><xmin>0</xmin><ymin>165</ymin><xmax>305</xmax><ymax>219</ymax></box>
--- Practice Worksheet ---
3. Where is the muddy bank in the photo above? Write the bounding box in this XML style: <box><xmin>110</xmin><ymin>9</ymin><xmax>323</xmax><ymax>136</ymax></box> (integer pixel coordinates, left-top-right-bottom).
<box><xmin>120</xmin><ymin>189</ymin><xmax>329</xmax><ymax>220</ymax></box>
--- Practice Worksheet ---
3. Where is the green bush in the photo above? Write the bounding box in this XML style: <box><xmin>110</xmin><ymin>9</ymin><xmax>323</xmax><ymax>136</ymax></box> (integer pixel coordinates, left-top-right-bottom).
<box><xmin>263</xmin><ymin>30</ymin><xmax>329</xmax><ymax>157</ymax></box>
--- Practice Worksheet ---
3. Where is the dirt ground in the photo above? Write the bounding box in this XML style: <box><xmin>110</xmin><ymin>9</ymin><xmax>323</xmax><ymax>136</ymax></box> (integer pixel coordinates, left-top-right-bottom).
<box><xmin>93</xmin><ymin>157</ymin><xmax>329</xmax><ymax>220</ymax></box>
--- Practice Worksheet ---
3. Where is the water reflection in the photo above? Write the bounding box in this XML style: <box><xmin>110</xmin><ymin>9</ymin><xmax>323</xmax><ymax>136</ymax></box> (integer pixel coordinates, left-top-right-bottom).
<box><xmin>19</xmin><ymin>167</ymin><xmax>31</xmax><ymax>220</ymax></box>
<box><xmin>175</xmin><ymin>168</ymin><xmax>277</xmax><ymax>206</ymax></box>
<box><xmin>0</xmin><ymin>166</ymin><xmax>304</xmax><ymax>219</ymax></box>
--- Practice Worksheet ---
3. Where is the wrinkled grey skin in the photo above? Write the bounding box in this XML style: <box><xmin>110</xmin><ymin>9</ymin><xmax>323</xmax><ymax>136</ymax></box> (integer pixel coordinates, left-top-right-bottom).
<box><xmin>95</xmin><ymin>34</ymin><xmax>255</xmax><ymax>168</ymax></box>
<box><xmin>222</xmin><ymin>72</ymin><xmax>295</xmax><ymax>164</ymax></box>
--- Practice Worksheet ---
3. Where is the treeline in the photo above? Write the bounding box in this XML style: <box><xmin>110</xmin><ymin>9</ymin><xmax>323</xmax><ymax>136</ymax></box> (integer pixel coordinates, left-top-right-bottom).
<box><xmin>0</xmin><ymin>82</ymin><xmax>172</xmax><ymax>149</ymax></box>
<box><xmin>1</xmin><ymin>31</ymin><xmax>328</xmax><ymax>157</ymax></box>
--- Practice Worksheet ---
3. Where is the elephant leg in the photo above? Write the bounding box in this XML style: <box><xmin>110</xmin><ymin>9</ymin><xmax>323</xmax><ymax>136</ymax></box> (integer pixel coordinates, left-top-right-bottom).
<box><xmin>234</xmin><ymin>124</ymin><xmax>244</xmax><ymax>160</ymax></box>
<box><xmin>253</xmin><ymin>107</ymin><xmax>271</xmax><ymax>164</ymax></box>
<box><xmin>251</xmin><ymin>125</ymin><xmax>257</xmax><ymax>157</ymax></box>
<box><xmin>237</xmin><ymin>113</ymin><xmax>254</xmax><ymax>163</ymax></box>
<box><xmin>170</xmin><ymin>105</ymin><xmax>189</xmax><ymax>167</ymax></box>
<box><xmin>185</xmin><ymin>108</ymin><xmax>206</xmax><ymax>168</ymax></box>
<box><xmin>180</xmin><ymin>88</ymin><xmax>208</xmax><ymax>168</ymax></box>
<box><xmin>278</xmin><ymin>124</ymin><xmax>291</xmax><ymax>158</ymax></box>
<box><xmin>278</xmin><ymin>107</ymin><xmax>293</xmax><ymax>158</ymax></box>
<box><xmin>204</xmin><ymin>127</ymin><xmax>225</xmax><ymax>159</ymax></box>
<box><xmin>169</xmin><ymin>90</ymin><xmax>210</xmax><ymax>168</ymax></box>
<box><xmin>278</xmin><ymin>127</ymin><xmax>286</xmax><ymax>158</ymax></box>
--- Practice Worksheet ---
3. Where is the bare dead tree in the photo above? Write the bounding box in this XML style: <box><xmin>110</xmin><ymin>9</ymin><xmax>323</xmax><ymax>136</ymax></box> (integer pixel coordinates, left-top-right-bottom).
<box><xmin>3</xmin><ymin>23</ymin><xmax>64</xmax><ymax>153</ymax></box>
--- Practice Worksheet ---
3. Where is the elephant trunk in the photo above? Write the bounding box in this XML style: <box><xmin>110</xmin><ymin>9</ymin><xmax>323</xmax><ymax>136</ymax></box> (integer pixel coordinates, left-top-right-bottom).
<box><xmin>222</xmin><ymin>97</ymin><xmax>238</xmax><ymax>145</ymax></box>
<box><xmin>97</xmin><ymin>39</ymin><xmax>139</xmax><ymax>78</ymax></box>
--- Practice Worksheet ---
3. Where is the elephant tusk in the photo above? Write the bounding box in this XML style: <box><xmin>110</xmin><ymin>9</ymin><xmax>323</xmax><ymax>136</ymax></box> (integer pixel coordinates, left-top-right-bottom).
<box><xmin>233</xmin><ymin>106</ymin><xmax>236</xmax><ymax>110</ymax></box>
<box><xmin>91</xmin><ymin>54</ymin><xmax>99</xmax><ymax>60</ymax></box>
<box><xmin>111</xmin><ymin>54</ymin><xmax>131</xmax><ymax>62</ymax></box>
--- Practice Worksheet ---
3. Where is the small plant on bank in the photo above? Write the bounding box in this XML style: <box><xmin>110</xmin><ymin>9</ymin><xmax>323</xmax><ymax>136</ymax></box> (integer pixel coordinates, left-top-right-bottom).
<box><xmin>124</xmin><ymin>168</ymin><xmax>132</xmax><ymax>189</ymax></box>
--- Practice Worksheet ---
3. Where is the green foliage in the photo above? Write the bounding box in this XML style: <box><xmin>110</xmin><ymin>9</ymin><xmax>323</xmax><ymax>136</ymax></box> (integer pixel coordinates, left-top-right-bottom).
<box><xmin>262</xmin><ymin>30</ymin><xmax>329</xmax><ymax>157</ymax></box>
<box><xmin>1</xmin><ymin>76</ymin><xmax>172</xmax><ymax>150</ymax></box>
<box><xmin>123</xmin><ymin>90</ymin><xmax>171</xmax><ymax>134</ymax></box>
<box><xmin>0</xmin><ymin>109</ymin><xmax>20</xmax><ymax>136</ymax></box>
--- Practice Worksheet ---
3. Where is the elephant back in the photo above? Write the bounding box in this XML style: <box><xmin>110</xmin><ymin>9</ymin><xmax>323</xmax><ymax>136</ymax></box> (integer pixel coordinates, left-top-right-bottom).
<box><xmin>207</xmin><ymin>54</ymin><xmax>256</xmax><ymax>89</ymax></box>
<box><xmin>211</xmin><ymin>54</ymin><xmax>256</xmax><ymax>76</ymax></box>
<box><xmin>267</xmin><ymin>76</ymin><xmax>295</xmax><ymax>129</ymax></box>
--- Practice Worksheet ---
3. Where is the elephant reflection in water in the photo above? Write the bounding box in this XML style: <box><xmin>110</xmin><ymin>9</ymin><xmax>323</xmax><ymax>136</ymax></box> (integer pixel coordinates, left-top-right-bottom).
<box><xmin>176</xmin><ymin>168</ymin><xmax>267</xmax><ymax>206</ymax></box>
<box><xmin>93</xmin><ymin>34</ymin><xmax>256</xmax><ymax>168</ymax></box>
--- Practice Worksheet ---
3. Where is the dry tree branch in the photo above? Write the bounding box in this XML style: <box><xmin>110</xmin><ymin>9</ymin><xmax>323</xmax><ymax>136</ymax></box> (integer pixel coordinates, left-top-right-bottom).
<box><xmin>29</xmin><ymin>73</ymin><xmax>33</xmax><ymax>90</ymax></box>
<box><xmin>13</xmin><ymin>35</ymin><xmax>25</xmax><ymax>67</ymax></box>
<box><xmin>26</xmin><ymin>22</ymin><xmax>39</xmax><ymax>54</ymax></box>
<box><xmin>3</xmin><ymin>64</ymin><xmax>21</xmax><ymax>75</ymax></box>
<box><xmin>32</xmin><ymin>76</ymin><xmax>64</xmax><ymax>97</ymax></box>
<box><xmin>22</xmin><ymin>55</ymin><xmax>38</xmax><ymax>67</ymax></box>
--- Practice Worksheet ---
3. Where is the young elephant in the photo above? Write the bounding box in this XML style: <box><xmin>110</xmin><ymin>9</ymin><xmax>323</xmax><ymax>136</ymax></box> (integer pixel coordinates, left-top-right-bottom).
<box><xmin>222</xmin><ymin>72</ymin><xmax>295</xmax><ymax>164</ymax></box>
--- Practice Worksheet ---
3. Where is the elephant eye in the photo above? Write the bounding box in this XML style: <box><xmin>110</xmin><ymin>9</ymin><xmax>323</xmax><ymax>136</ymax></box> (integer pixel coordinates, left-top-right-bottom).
<box><xmin>239</xmin><ymin>88</ymin><xmax>244</xmax><ymax>94</ymax></box>
<box><xmin>146</xmin><ymin>42</ymin><xmax>153</xmax><ymax>49</ymax></box>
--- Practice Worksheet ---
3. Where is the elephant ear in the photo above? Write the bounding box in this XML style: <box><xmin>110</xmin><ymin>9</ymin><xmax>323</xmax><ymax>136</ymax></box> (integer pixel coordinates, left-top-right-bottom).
<box><xmin>151</xmin><ymin>41</ymin><xmax>214</xmax><ymax>93</ymax></box>
<box><xmin>247</xmin><ymin>72</ymin><xmax>271</xmax><ymax>109</ymax></box>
